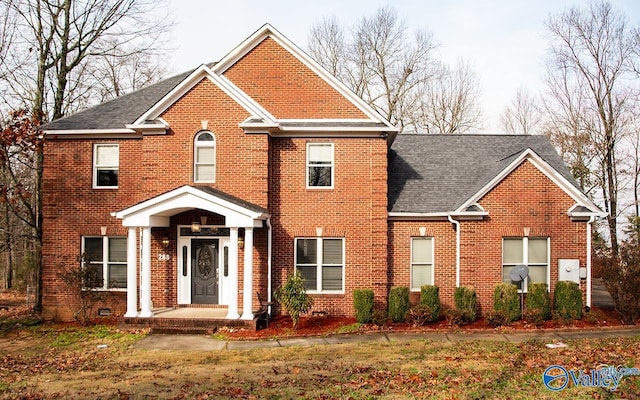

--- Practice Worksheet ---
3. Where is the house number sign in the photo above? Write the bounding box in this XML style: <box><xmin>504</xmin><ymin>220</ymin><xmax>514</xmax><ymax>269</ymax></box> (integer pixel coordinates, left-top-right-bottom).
<box><xmin>158</xmin><ymin>253</ymin><xmax>171</xmax><ymax>261</ymax></box>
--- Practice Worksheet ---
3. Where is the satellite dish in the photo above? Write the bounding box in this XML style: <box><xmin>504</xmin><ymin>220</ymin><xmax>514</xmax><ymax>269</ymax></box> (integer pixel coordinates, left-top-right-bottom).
<box><xmin>509</xmin><ymin>264</ymin><xmax>529</xmax><ymax>282</ymax></box>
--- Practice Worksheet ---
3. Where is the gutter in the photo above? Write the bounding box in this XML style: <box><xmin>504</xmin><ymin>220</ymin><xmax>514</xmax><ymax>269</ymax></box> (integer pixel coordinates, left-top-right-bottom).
<box><xmin>448</xmin><ymin>214</ymin><xmax>461</xmax><ymax>287</ymax></box>
<box><xmin>266</xmin><ymin>218</ymin><xmax>273</xmax><ymax>313</ymax></box>
<box><xmin>586</xmin><ymin>215</ymin><xmax>595</xmax><ymax>308</ymax></box>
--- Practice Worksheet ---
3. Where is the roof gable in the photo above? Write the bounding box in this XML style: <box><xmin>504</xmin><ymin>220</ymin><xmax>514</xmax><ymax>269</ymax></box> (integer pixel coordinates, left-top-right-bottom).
<box><xmin>132</xmin><ymin>64</ymin><xmax>275</xmax><ymax>127</ymax></box>
<box><xmin>215</xmin><ymin>24</ymin><xmax>395</xmax><ymax>127</ymax></box>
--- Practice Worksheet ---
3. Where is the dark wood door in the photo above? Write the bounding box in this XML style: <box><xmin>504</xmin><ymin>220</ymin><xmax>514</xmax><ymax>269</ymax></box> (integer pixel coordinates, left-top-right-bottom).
<box><xmin>191</xmin><ymin>239</ymin><xmax>219</xmax><ymax>304</ymax></box>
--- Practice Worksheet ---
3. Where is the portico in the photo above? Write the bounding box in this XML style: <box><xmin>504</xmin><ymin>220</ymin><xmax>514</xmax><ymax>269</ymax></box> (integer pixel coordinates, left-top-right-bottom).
<box><xmin>113</xmin><ymin>185</ymin><xmax>270</xmax><ymax>321</ymax></box>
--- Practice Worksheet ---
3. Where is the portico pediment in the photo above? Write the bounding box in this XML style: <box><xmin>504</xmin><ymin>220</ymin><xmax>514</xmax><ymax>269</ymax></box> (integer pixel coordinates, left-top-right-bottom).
<box><xmin>113</xmin><ymin>185</ymin><xmax>269</xmax><ymax>228</ymax></box>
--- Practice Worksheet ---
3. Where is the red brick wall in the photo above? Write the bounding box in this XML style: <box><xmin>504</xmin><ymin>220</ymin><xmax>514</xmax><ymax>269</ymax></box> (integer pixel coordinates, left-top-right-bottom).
<box><xmin>269</xmin><ymin>136</ymin><xmax>388</xmax><ymax>316</ymax></box>
<box><xmin>388</xmin><ymin>221</ymin><xmax>457</xmax><ymax>307</ymax></box>
<box><xmin>387</xmin><ymin>160</ymin><xmax>588</xmax><ymax>315</ymax></box>
<box><xmin>223</xmin><ymin>37</ymin><xmax>367</xmax><ymax>120</ymax></box>
<box><xmin>463</xmin><ymin>160</ymin><xmax>587</xmax><ymax>314</ymax></box>
<box><xmin>41</xmin><ymin>77</ymin><xmax>271</xmax><ymax>319</ymax></box>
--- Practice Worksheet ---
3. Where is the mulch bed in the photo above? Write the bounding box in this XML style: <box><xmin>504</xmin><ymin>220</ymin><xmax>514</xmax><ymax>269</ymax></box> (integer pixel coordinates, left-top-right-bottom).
<box><xmin>220</xmin><ymin>305</ymin><xmax>629</xmax><ymax>340</ymax></box>
<box><xmin>1</xmin><ymin>289</ymin><xmax>633</xmax><ymax>340</ymax></box>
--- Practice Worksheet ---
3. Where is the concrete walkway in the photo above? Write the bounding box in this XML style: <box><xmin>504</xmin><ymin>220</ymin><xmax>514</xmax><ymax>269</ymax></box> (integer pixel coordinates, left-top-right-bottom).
<box><xmin>133</xmin><ymin>327</ymin><xmax>640</xmax><ymax>351</ymax></box>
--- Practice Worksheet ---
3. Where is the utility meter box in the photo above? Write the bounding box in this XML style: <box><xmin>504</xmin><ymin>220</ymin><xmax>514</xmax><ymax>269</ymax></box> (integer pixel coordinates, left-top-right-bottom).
<box><xmin>558</xmin><ymin>259</ymin><xmax>580</xmax><ymax>283</ymax></box>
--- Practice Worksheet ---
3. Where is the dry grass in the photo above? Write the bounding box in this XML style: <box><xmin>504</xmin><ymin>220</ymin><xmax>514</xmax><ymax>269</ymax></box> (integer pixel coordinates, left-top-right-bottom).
<box><xmin>0</xmin><ymin>323</ymin><xmax>639</xmax><ymax>399</ymax></box>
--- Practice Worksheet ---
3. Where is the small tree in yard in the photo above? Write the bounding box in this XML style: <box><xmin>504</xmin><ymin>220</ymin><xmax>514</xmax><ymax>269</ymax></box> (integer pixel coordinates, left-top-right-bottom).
<box><xmin>599</xmin><ymin>238</ymin><xmax>640</xmax><ymax>324</ymax></box>
<box><xmin>60</xmin><ymin>254</ymin><xmax>105</xmax><ymax>326</ymax></box>
<box><xmin>274</xmin><ymin>271</ymin><xmax>313</xmax><ymax>329</ymax></box>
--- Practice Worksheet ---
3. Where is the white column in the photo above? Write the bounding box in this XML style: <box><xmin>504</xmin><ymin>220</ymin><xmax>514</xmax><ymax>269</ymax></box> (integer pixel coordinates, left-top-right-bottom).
<box><xmin>226</xmin><ymin>227</ymin><xmax>240</xmax><ymax>319</ymax></box>
<box><xmin>124</xmin><ymin>227</ymin><xmax>138</xmax><ymax>317</ymax></box>
<box><xmin>241</xmin><ymin>227</ymin><xmax>254</xmax><ymax>320</ymax></box>
<box><xmin>139</xmin><ymin>227</ymin><xmax>153</xmax><ymax>318</ymax></box>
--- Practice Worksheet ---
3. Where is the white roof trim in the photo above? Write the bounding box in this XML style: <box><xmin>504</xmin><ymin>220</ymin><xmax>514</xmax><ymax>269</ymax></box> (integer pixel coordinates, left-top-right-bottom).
<box><xmin>132</xmin><ymin>64</ymin><xmax>276</xmax><ymax>126</ymax></box>
<box><xmin>456</xmin><ymin>148</ymin><xmax>603</xmax><ymax>214</ymax></box>
<box><xmin>113</xmin><ymin>185</ymin><xmax>269</xmax><ymax>228</ymax></box>
<box><xmin>43</xmin><ymin>128</ymin><xmax>137</xmax><ymax>135</ymax></box>
<box><xmin>213</xmin><ymin>24</ymin><xmax>397</xmax><ymax>131</ymax></box>
<box><xmin>388</xmin><ymin>212</ymin><xmax>450</xmax><ymax>220</ymax></box>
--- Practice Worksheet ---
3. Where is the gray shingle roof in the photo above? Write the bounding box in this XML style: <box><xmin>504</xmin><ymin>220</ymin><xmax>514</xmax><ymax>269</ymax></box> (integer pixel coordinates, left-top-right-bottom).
<box><xmin>42</xmin><ymin>70</ymin><xmax>195</xmax><ymax>130</ymax></box>
<box><xmin>388</xmin><ymin>134</ymin><xmax>577</xmax><ymax>214</ymax></box>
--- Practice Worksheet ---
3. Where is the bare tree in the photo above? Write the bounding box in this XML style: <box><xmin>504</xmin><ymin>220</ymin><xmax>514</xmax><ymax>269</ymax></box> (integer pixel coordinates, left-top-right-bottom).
<box><xmin>0</xmin><ymin>0</ymin><xmax>174</xmax><ymax>308</ymax></box>
<box><xmin>1</xmin><ymin>0</ymin><xmax>173</xmax><ymax>121</ymax></box>
<box><xmin>501</xmin><ymin>87</ymin><xmax>542</xmax><ymax>135</ymax></box>
<box><xmin>308</xmin><ymin>7</ymin><xmax>439</xmax><ymax>133</ymax></box>
<box><xmin>419</xmin><ymin>60</ymin><xmax>483</xmax><ymax>134</ymax></box>
<box><xmin>544</xmin><ymin>1</ymin><xmax>639</xmax><ymax>256</ymax></box>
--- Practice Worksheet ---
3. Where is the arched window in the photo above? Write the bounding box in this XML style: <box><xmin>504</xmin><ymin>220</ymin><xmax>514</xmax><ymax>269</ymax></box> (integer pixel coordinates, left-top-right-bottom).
<box><xmin>194</xmin><ymin>131</ymin><xmax>216</xmax><ymax>182</ymax></box>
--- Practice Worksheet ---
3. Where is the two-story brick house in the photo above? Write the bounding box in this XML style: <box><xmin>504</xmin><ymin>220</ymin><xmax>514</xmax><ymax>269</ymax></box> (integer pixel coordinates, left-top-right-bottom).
<box><xmin>41</xmin><ymin>24</ymin><xmax>603</xmax><ymax>324</ymax></box>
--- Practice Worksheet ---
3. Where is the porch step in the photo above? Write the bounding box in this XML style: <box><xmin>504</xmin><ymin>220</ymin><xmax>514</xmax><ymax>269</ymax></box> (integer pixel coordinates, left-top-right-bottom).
<box><xmin>150</xmin><ymin>326</ymin><xmax>217</xmax><ymax>335</ymax></box>
<box><xmin>120</xmin><ymin>316</ymin><xmax>259</xmax><ymax>332</ymax></box>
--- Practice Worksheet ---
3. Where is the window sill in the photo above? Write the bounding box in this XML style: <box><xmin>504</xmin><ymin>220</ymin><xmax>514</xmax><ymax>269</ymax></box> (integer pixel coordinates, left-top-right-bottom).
<box><xmin>82</xmin><ymin>288</ymin><xmax>127</xmax><ymax>292</ymax></box>
<box><xmin>307</xmin><ymin>291</ymin><xmax>345</xmax><ymax>296</ymax></box>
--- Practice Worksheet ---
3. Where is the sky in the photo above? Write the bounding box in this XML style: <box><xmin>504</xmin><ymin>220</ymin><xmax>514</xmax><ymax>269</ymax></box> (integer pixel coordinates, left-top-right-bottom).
<box><xmin>166</xmin><ymin>0</ymin><xmax>640</xmax><ymax>134</ymax></box>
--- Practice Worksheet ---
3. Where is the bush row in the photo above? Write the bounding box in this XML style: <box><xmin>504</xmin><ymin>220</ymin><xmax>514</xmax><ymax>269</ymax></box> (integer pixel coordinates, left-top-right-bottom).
<box><xmin>353</xmin><ymin>281</ymin><xmax>583</xmax><ymax>326</ymax></box>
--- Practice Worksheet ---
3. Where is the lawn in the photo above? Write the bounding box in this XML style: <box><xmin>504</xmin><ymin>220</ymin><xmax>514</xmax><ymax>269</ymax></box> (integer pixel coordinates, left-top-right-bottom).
<box><xmin>0</xmin><ymin>323</ymin><xmax>639</xmax><ymax>399</ymax></box>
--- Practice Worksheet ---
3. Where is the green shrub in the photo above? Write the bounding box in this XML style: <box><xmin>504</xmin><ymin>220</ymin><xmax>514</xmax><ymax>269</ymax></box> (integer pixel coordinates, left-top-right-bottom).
<box><xmin>420</xmin><ymin>285</ymin><xmax>441</xmax><ymax>322</ymax></box>
<box><xmin>405</xmin><ymin>304</ymin><xmax>435</xmax><ymax>327</ymax></box>
<box><xmin>454</xmin><ymin>286</ymin><xmax>478</xmax><ymax>322</ymax></box>
<box><xmin>553</xmin><ymin>281</ymin><xmax>583</xmax><ymax>320</ymax></box>
<box><xmin>388</xmin><ymin>286</ymin><xmax>410</xmax><ymax>322</ymax></box>
<box><xmin>525</xmin><ymin>282</ymin><xmax>551</xmax><ymax>322</ymax></box>
<box><xmin>274</xmin><ymin>271</ymin><xmax>313</xmax><ymax>329</ymax></box>
<box><xmin>493</xmin><ymin>283</ymin><xmax>520</xmax><ymax>323</ymax></box>
<box><xmin>353</xmin><ymin>289</ymin><xmax>374</xmax><ymax>324</ymax></box>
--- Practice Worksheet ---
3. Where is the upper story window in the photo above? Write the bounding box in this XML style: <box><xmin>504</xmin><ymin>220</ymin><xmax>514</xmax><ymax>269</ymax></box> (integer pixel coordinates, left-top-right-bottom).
<box><xmin>82</xmin><ymin>236</ymin><xmax>127</xmax><ymax>290</ymax></box>
<box><xmin>307</xmin><ymin>143</ymin><xmax>333</xmax><ymax>188</ymax></box>
<box><xmin>502</xmin><ymin>237</ymin><xmax>549</xmax><ymax>292</ymax></box>
<box><xmin>194</xmin><ymin>131</ymin><xmax>216</xmax><ymax>182</ymax></box>
<box><xmin>295</xmin><ymin>237</ymin><xmax>344</xmax><ymax>293</ymax></box>
<box><xmin>93</xmin><ymin>144</ymin><xmax>119</xmax><ymax>188</ymax></box>
<box><xmin>411</xmin><ymin>237</ymin><xmax>434</xmax><ymax>290</ymax></box>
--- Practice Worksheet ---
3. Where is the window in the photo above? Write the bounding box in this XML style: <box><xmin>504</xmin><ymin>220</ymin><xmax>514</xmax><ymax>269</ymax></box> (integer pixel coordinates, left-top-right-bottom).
<box><xmin>411</xmin><ymin>237</ymin><xmax>433</xmax><ymax>290</ymax></box>
<box><xmin>502</xmin><ymin>237</ymin><xmax>549</xmax><ymax>291</ymax></box>
<box><xmin>307</xmin><ymin>143</ymin><xmax>333</xmax><ymax>188</ymax></box>
<box><xmin>93</xmin><ymin>144</ymin><xmax>119</xmax><ymax>188</ymax></box>
<box><xmin>194</xmin><ymin>131</ymin><xmax>216</xmax><ymax>182</ymax></box>
<box><xmin>295</xmin><ymin>238</ymin><xmax>344</xmax><ymax>292</ymax></box>
<box><xmin>82</xmin><ymin>237</ymin><xmax>127</xmax><ymax>289</ymax></box>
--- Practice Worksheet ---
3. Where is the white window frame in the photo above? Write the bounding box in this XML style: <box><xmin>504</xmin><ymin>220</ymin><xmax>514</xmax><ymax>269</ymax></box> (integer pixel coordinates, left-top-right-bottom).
<box><xmin>81</xmin><ymin>236</ymin><xmax>127</xmax><ymax>291</ymax></box>
<box><xmin>410</xmin><ymin>237</ymin><xmax>434</xmax><ymax>291</ymax></box>
<box><xmin>502</xmin><ymin>237</ymin><xmax>550</xmax><ymax>293</ymax></box>
<box><xmin>93</xmin><ymin>144</ymin><xmax>119</xmax><ymax>189</ymax></box>
<box><xmin>306</xmin><ymin>143</ymin><xmax>334</xmax><ymax>189</ymax></box>
<box><xmin>194</xmin><ymin>131</ymin><xmax>216</xmax><ymax>183</ymax></box>
<box><xmin>294</xmin><ymin>237</ymin><xmax>345</xmax><ymax>294</ymax></box>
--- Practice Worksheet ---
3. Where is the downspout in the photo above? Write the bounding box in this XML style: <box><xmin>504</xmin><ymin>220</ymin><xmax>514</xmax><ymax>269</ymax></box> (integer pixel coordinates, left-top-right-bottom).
<box><xmin>266</xmin><ymin>218</ymin><xmax>273</xmax><ymax>313</ymax></box>
<box><xmin>586</xmin><ymin>215</ymin><xmax>595</xmax><ymax>308</ymax></box>
<box><xmin>448</xmin><ymin>214</ymin><xmax>461</xmax><ymax>287</ymax></box>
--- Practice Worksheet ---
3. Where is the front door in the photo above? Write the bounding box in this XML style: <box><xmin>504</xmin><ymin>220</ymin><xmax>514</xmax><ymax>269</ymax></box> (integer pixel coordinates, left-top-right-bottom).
<box><xmin>191</xmin><ymin>239</ymin><xmax>219</xmax><ymax>304</ymax></box>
